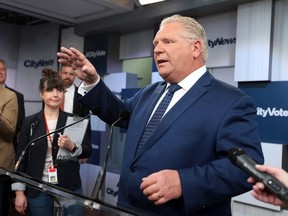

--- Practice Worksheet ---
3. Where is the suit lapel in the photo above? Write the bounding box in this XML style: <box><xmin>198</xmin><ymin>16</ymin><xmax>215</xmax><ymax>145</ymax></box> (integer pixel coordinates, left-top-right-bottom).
<box><xmin>51</xmin><ymin>111</ymin><xmax>68</xmax><ymax>159</ymax></box>
<box><xmin>34</xmin><ymin>111</ymin><xmax>46</xmax><ymax>140</ymax></box>
<box><xmin>53</xmin><ymin>110</ymin><xmax>67</xmax><ymax>145</ymax></box>
<box><xmin>73</xmin><ymin>86</ymin><xmax>80</xmax><ymax>114</ymax></box>
<box><xmin>133</xmin><ymin>72</ymin><xmax>213</xmax><ymax>160</ymax></box>
<box><xmin>54</xmin><ymin>111</ymin><xmax>67</xmax><ymax>140</ymax></box>
<box><xmin>130</xmin><ymin>83</ymin><xmax>166</xmax><ymax>156</ymax></box>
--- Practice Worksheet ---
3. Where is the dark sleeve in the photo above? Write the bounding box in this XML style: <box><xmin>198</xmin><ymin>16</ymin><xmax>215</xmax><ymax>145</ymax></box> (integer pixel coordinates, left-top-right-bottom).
<box><xmin>16</xmin><ymin>92</ymin><xmax>25</xmax><ymax>134</ymax></box>
<box><xmin>79</xmin><ymin>119</ymin><xmax>92</xmax><ymax>159</ymax></box>
<box><xmin>16</xmin><ymin>116</ymin><xmax>33</xmax><ymax>172</ymax></box>
<box><xmin>73</xmin><ymin>87</ymin><xmax>91</xmax><ymax>117</ymax></box>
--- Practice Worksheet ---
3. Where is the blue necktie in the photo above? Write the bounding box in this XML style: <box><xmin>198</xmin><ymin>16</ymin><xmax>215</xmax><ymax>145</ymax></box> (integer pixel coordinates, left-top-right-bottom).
<box><xmin>136</xmin><ymin>84</ymin><xmax>181</xmax><ymax>155</ymax></box>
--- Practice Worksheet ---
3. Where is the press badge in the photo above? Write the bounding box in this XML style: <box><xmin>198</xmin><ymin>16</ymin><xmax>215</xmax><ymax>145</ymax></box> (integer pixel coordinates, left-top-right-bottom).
<box><xmin>48</xmin><ymin>166</ymin><xmax>58</xmax><ymax>184</ymax></box>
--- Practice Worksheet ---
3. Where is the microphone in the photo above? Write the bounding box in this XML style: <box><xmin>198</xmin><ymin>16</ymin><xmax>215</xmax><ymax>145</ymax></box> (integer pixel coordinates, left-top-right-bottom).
<box><xmin>92</xmin><ymin>111</ymin><xmax>129</xmax><ymax>201</ymax></box>
<box><xmin>15</xmin><ymin>107</ymin><xmax>102</xmax><ymax>171</ymax></box>
<box><xmin>228</xmin><ymin>147</ymin><xmax>288</xmax><ymax>203</ymax></box>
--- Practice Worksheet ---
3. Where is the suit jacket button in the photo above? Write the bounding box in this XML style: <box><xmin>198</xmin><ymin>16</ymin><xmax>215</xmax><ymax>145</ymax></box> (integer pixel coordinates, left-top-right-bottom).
<box><xmin>130</xmin><ymin>166</ymin><xmax>135</xmax><ymax>172</ymax></box>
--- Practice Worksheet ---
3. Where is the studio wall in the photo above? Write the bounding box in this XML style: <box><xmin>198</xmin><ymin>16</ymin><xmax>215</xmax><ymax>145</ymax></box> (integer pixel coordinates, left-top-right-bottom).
<box><xmin>0</xmin><ymin>21</ymin><xmax>21</xmax><ymax>88</ymax></box>
<box><xmin>1</xmin><ymin>0</ymin><xmax>288</xmax><ymax>214</ymax></box>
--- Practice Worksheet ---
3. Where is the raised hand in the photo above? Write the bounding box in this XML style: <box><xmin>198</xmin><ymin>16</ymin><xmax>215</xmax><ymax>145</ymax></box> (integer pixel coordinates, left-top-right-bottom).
<box><xmin>57</xmin><ymin>47</ymin><xmax>99</xmax><ymax>85</ymax></box>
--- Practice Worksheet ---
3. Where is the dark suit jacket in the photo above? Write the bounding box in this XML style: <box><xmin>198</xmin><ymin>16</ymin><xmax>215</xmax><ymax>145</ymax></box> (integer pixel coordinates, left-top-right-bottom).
<box><xmin>6</xmin><ymin>86</ymin><xmax>25</xmax><ymax>150</ymax></box>
<box><xmin>78</xmin><ymin>71</ymin><xmax>264</xmax><ymax>216</ymax></box>
<box><xmin>73</xmin><ymin>86</ymin><xmax>90</xmax><ymax>117</ymax></box>
<box><xmin>17</xmin><ymin>110</ymin><xmax>92</xmax><ymax>197</ymax></box>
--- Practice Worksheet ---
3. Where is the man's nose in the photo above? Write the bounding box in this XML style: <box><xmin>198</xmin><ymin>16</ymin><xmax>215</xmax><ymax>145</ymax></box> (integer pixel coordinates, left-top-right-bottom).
<box><xmin>154</xmin><ymin>45</ymin><xmax>163</xmax><ymax>55</ymax></box>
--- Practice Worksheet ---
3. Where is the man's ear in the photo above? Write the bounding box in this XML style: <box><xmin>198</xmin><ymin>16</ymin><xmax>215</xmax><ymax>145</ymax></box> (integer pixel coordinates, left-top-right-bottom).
<box><xmin>192</xmin><ymin>39</ymin><xmax>202</xmax><ymax>59</ymax></box>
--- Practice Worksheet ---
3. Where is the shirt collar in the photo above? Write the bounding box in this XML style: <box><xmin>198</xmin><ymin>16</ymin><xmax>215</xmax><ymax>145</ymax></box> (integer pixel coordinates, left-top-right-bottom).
<box><xmin>65</xmin><ymin>84</ymin><xmax>75</xmax><ymax>93</ymax></box>
<box><xmin>166</xmin><ymin>65</ymin><xmax>207</xmax><ymax>91</ymax></box>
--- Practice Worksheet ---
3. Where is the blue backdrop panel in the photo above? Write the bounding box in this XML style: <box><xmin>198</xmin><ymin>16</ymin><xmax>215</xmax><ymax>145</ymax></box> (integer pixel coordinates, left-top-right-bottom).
<box><xmin>84</xmin><ymin>34</ymin><xmax>108</xmax><ymax>75</ymax></box>
<box><xmin>122</xmin><ymin>88</ymin><xmax>140</xmax><ymax>99</ymax></box>
<box><xmin>239</xmin><ymin>81</ymin><xmax>288</xmax><ymax>144</ymax></box>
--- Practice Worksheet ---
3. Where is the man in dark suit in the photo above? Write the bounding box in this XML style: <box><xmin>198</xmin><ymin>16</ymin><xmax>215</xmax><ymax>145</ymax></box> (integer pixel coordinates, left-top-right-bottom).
<box><xmin>57</xmin><ymin>14</ymin><xmax>264</xmax><ymax>216</ymax></box>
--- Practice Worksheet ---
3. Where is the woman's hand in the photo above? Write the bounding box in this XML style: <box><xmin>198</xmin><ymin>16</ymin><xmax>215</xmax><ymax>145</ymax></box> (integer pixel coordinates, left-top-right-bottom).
<box><xmin>15</xmin><ymin>191</ymin><xmax>27</xmax><ymax>215</ymax></box>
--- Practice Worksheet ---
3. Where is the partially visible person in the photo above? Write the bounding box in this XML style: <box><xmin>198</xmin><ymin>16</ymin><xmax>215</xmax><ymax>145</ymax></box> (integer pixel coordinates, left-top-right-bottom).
<box><xmin>0</xmin><ymin>59</ymin><xmax>25</xmax><ymax>151</ymax></box>
<box><xmin>0</xmin><ymin>59</ymin><xmax>26</xmax><ymax>216</ymax></box>
<box><xmin>12</xmin><ymin>68</ymin><xmax>92</xmax><ymax>216</ymax></box>
<box><xmin>59</xmin><ymin>64</ymin><xmax>90</xmax><ymax>117</ymax></box>
<box><xmin>0</xmin><ymin>86</ymin><xmax>18</xmax><ymax>215</ymax></box>
<box><xmin>57</xmin><ymin>14</ymin><xmax>264</xmax><ymax>215</ymax></box>
<box><xmin>59</xmin><ymin>64</ymin><xmax>91</xmax><ymax>163</ymax></box>
<box><xmin>247</xmin><ymin>164</ymin><xmax>288</xmax><ymax>207</ymax></box>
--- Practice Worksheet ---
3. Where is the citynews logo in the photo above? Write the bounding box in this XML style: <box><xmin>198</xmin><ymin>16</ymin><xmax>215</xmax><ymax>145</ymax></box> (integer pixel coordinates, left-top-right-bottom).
<box><xmin>24</xmin><ymin>59</ymin><xmax>54</xmax><ymax>69</ymax></box>
<box><xmin>257</xmin><ymin>107</ymin><xmax>288</xmax><ymax>118</ymax></box>
<box><xmin>208</xmin><ymin>37</ymin><xmax>236</xmax><ymax>48</ymax></box>
<box><xmin>85</xmin><ymin>50</ymin><xmax>106</xmax><ymax>58</ymax></box>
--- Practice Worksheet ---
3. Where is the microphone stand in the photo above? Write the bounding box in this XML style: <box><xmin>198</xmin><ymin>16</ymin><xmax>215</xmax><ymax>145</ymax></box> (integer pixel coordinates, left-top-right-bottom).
<box><xmin>4</xmin><ymin>110</ymin><xmax>139</xmax><ymax>215</ymax></box>
<box><xmin>92</xmin><ymin>112</ymin><xmax>128</xmax><ymax>201</ymax></box>
<box><xmin>0</xmin><ymin>167</ymin><xmax>135</xmax><ymax>215</ymax></box>
<box><xmin>15</xmin><ymin>112</ymin><xmax>93</xmax><ymax>171</ymax></box>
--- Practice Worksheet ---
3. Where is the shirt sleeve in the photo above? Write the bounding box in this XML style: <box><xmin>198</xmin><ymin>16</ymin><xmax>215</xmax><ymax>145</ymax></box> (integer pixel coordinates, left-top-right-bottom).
<box><xmin>11</xmin><ymin>182</ymin><xmax>26</xmax><ymax>191</ymax></box>
<box><xmin>77</xmin><ymin>75</ymin><xmax>100</xmax><ymax>96</ymax></box>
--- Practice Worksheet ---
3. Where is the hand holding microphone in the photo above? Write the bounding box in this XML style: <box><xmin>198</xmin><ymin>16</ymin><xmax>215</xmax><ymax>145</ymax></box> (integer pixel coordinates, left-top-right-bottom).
<box><xmin>248</xmin><ymin>164</ymin><xmax>288</xmax><ymax>207</ymax></box>
<box><xmin>228</xmin><ymin>147</ymin><xmax>288</xmax><ymax>204</ymax></box>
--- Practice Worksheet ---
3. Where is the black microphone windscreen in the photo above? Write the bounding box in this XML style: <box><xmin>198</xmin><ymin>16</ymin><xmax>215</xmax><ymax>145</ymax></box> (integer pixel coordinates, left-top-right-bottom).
<box><xmin>227</xmin><ymin>147</ymin><xmax>245</xmax><ymax>164</ymax></box>
<box><xmin>120</xmin><ymin>111</ymin><xmax>130</xmax><ymax>120</ymax></box>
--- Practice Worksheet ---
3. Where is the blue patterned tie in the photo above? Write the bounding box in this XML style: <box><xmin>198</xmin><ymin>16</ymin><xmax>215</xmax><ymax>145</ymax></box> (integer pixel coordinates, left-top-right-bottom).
<box><xmin>136</xmin><ymin>84</ymin><xmax>181</xmax><ymax>155</ymax></box>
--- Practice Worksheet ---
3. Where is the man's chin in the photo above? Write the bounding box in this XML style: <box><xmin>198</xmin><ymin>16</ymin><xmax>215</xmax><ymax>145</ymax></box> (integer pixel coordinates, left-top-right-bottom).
<box><xmin>158</xmin><ymin>71</ymin><xmax>168</xmax><ymax>79</ymax></box>
<box><xmin>64</xmin><ymin>82</ymin><xmax>73</xmax><ymax>88</ymax></box>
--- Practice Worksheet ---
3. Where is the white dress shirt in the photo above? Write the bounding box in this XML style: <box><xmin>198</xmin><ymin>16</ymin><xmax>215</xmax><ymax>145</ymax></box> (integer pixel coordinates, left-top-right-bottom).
<box><xmin>64</xmin><ymin>84</ymin><xmax>75</xmax><ymax>114</ymax></box>
<box><xmin>78</xmin><ymin>66</ymin><xmax>207</xmax><ymax>118</ymax></box>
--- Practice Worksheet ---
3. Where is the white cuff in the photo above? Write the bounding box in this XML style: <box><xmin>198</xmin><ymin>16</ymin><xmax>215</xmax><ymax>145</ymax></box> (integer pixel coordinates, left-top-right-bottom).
<box><xmin>78</xmin><ymin>76</ymin><xmax>99</xmax><ymax>96</ymax></box>
<box><xmin>11</xmin><ymin>182</ymin><xmax>26</xmax><ymax>191</ymax></box>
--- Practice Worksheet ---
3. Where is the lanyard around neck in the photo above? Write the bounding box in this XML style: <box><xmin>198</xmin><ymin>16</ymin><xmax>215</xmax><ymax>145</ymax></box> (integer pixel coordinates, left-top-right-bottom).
<box><xmin>43</xmin><ymin>113</ymin><xmax>55</xmax><ymax>145</ymax></box>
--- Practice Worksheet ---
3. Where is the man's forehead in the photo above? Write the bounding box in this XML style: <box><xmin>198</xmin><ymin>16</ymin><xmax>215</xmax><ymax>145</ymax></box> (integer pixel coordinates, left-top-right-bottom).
<box><xmin>62</xmin><ymin>68</ymin><xmax>75</xmax><ymax>74</ymax></box>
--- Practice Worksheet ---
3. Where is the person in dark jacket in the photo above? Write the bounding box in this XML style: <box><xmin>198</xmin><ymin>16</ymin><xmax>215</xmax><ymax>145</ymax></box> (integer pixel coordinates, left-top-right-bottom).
<box><xmin>12</xmin><ymin>68</ymin><xmax>92</xmax><ymax>216</ymax></box>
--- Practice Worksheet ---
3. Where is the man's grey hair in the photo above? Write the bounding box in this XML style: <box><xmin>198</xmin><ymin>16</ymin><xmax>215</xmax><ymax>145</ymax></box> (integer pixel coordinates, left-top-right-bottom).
<box><xmin>160</xmin><ymin>14</ymin><xmax>208</xmax><ymax>62</ymax></box>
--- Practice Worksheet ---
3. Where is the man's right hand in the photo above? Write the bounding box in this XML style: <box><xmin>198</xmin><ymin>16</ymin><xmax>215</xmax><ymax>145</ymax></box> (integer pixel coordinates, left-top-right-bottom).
<box><xmin>57</xmin><ymin>47</ymin><xmax>99</xmax><ymax>85</ymax></box>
